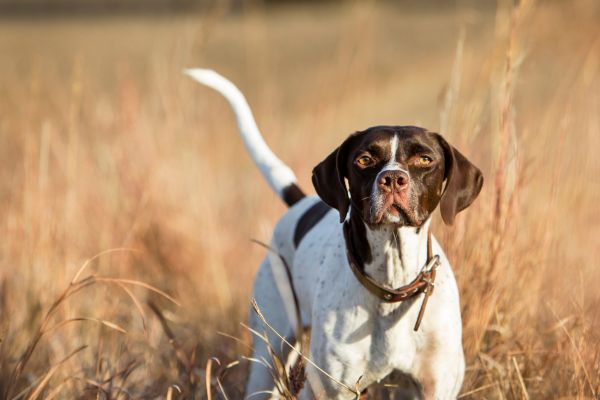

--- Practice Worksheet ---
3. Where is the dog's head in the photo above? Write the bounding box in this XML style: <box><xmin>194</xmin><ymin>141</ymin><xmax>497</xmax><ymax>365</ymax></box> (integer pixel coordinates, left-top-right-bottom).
<box><xmin>312</xmin><ymin>126</ymin><xmax>483</xmax><ymax>227</ymax></box>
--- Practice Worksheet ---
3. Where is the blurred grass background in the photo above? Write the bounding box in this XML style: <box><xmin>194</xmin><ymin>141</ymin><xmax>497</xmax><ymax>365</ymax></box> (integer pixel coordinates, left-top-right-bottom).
<box><xmin>0</xmin><ymin>0</ymin><xmax>599</xmax><ymax>398</ymax></box>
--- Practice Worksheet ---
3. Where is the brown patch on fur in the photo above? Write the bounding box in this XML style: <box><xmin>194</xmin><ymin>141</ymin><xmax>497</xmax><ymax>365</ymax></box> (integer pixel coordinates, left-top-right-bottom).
<box><xmin>293</xmin><ymin>200</ymin><xmax>332</xmax><ymax>247</ymax></box>
<box><xmin>366</xmin><ymin>370</ymin><xmax>424</xmax><ymax>399</ymax></box>
<box><xmin>344</xmin><ymin>211</ymin><xmax>373</xmax><ymax>266</ymax></box>
<box><xmin>282</xmin><ymin>183</ymin><xmax>306</xmax><ymax>207</ymax></box>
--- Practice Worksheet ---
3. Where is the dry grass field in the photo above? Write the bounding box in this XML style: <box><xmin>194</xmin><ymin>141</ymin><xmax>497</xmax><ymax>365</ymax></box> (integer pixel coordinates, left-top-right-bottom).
<box><xmin>0</xmin><ymin>0</ymin><xmax>599</xmax><ymax>398</ymax></box>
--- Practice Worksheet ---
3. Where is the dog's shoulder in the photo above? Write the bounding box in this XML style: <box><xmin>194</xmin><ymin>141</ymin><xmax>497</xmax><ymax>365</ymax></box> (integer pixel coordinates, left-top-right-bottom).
<box><xmin>270</xmin><ymin>195</ymin><xmax>324</xmax><ymax>247</ymax></box>
<box><xmin>270</xmin><ymin>195</ymin><xmax>338</xmax><ymax>261</ymax></box>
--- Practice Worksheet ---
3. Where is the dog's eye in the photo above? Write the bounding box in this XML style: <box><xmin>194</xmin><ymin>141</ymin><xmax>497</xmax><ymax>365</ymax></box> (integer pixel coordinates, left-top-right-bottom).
<box><xmin>356</xmin><ymin>155</ymin><xmax>373</xmax><ymax>167</ymax></box>
<box><xmin>415</xmin><ymin>155</ymin><xmax>433</xmax><ymax>166</ymax></box>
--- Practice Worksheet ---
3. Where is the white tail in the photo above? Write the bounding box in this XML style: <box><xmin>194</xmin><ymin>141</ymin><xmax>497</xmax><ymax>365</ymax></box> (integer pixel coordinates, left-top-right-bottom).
<box><xmin>185</xmin><ymin>69</ymin><xmax>304</xmax><ymax>205</ymax></box>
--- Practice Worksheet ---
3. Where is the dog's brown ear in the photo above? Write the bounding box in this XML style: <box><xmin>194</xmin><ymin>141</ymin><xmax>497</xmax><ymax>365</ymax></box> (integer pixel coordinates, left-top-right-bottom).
<box><xmin>437</xmin><ymin>135</ymin><xmax>484</xmax><ymax>225</ymax></box>
<box><xmin>312</xmin><ymin>137</ymin><xmax>354</xmax><ymax>223</ymax></box>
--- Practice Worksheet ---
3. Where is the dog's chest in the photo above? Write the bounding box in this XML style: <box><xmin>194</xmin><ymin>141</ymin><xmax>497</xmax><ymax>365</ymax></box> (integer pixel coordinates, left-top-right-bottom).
<box><xmin>314</xmin><ymin>286</ymin><xmax>424</xmax><ymax>385</ymax></box>
<box><xmin>293</xmin><ymin>228</ymin><xmax>424</xmax><ymax>375</ymax></box>
<box><xmin>365</xmin><ymin>304</ymin><xmax>423</xmax><ymax>368</ymax></box>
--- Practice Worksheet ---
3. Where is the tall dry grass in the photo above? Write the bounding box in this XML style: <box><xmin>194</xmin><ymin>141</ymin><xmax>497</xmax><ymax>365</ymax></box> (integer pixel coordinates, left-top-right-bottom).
<box><xmin>0</xmin><ymin>1</ymin><xmax>599</xmax><ymax>398</ymax></box>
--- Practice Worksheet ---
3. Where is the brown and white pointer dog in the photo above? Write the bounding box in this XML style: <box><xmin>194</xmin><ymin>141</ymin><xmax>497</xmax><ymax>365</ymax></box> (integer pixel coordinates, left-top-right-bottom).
<box><xmin>187</xmin><ymin>69</ymin><xmax>483</xmax><ymax>399</ymax></box>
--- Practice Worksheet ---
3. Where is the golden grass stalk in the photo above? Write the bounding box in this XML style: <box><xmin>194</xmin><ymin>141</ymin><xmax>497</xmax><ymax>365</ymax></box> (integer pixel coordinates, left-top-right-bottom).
<box><xmin>251</xmin><ymin>299</ymin><xmax>360</xmax><ymax>399</ymax></box>
<box><xmin>3</xmin><ymin>252</ymin><xmax>178</xmax><ymax>399</ymax></box>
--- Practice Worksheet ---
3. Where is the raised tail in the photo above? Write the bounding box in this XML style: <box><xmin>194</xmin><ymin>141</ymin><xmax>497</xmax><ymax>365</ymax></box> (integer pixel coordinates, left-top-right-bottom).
<box><xmin>185</xmin><ymin>69</ymin><xmax>305</xmax><ymax>207</ymax></box>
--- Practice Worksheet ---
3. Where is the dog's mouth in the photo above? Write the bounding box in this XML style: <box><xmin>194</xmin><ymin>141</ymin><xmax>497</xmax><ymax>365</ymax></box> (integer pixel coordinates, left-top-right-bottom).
<box><xmin>385</xmin><ymin>202</ymin><xmax>413</xmax><ymax>224</ymax></box>
<box><xmin>390</xmin><ymin>203</ymin><xmax>403</xmax><ymax>216</ymax></box>
<box><xmin>370</xmin><ymin>194</ymin><xmax>417</xmax><ymax>226</ymax></box>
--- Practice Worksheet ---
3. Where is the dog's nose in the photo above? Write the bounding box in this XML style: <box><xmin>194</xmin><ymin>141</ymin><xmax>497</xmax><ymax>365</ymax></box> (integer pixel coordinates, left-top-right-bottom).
<box><xmin>378</xmin><ymin>170</ymin><xmax>409</xmax><ymax>192</ymax></box>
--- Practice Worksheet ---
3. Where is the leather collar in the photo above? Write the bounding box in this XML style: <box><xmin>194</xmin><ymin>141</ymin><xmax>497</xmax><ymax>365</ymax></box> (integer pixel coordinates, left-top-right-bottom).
<box><xmin>343</xmin><ymin>222</ymin><xmax>440</xmax><ymax>331</ymax></box>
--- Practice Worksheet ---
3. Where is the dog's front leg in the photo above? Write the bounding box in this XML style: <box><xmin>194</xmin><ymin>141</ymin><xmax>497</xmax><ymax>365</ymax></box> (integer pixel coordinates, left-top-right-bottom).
<box><xmin>246</xmin><ymin>258</ymin><xmax>297</xmax><ymax>399</ymax></box>
<box><xmin>413</xmin><ymin>336</ymin><xmax>465</xmax><ymax>399</ymax></box>
<box><xmin>299</xmin><ymin>329</ymin><xmax>368</xmax><ymax>400</ymax></box>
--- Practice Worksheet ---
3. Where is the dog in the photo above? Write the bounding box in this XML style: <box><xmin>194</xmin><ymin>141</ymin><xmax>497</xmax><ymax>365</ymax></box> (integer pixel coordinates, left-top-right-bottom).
<box><xmin>186</xmin><ymin>69</ymin><xmax>483</xmax><ymax>399</ymax></box>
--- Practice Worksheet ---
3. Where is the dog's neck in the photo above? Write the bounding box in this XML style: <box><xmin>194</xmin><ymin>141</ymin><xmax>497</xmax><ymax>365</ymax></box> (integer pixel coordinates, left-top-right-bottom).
<box><xmin>346</xmin><ymin>212</ymin><xmax>431</xmax><ymax>289</ymax></box>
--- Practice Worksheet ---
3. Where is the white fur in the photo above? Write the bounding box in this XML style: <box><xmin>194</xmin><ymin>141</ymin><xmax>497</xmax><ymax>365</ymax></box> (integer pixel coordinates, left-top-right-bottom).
<box><xmin>384</xmin><ymin>133</ymin><xmax>400</xmax><ymax>171</ymax></box>
<box><xmin>185</xmin><ymin>69</ymin><xmax>297</xmax><ymax>197</ymax></box>
<box><xmin>248</xmin><ymin>200</ymin><xmax>465</xmax><ymax>399</ymax></box>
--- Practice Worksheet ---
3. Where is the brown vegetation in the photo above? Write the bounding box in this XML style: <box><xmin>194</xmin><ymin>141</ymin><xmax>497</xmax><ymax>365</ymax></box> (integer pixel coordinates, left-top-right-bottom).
<box><xmin>0</xmin><ymin>1</ymin><xmax>599</xmax><ymax>398</ymax></box>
